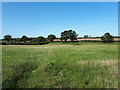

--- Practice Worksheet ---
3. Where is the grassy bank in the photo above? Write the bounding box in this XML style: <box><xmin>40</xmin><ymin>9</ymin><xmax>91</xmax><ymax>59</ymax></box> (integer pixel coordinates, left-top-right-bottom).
<box><xmin>47</xmin><ymin>42</ymin><xmax>119</xmax><ymax>45</ymax></box>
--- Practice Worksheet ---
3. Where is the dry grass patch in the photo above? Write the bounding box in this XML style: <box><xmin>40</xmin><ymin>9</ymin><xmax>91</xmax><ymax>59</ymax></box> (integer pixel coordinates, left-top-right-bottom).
<box><xmin>77</xmin><ymin>60</ymin><xmax>118</xmax><ymax>67</ymax></box>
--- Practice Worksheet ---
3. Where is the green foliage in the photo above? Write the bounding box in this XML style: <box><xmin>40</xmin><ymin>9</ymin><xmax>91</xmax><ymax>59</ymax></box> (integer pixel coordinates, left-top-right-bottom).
<box><xmin>69</xmin><ymin>30</ymin><xmax>78</xmax><ymax>41</ymax></box>
<box><xmin>1</xmin><ymin>41</ymin><xmax>9</xmax><ymax>45</ymax></box>
<box><xmin>4</xmin><ymin>34</ymin><xmax>12</xmax><ymax>42</ymax></box>
<box><xmin>29</xmin><ymin>38</ymin><xmax>37</xmax><ymax>42</ymax></box>
<box><xmin>84</xmin><ymin>35</ymin><xmax>89</xmax><ymax>38</ymax></box>
<box><xmin>47</xmin><ymin>34</ymin><xmax>56</xmax><ymax>42</ymax></box>
<box><xmin>21</xmin><ymin>35</ymin><xmax>28</xmax><ymax>42</ymax></box>
<box><xmin>60</xmin><ymin>30</ymin><xmax>78</xmax><ymax>42</ymax></box>
<box><xmin>60</xmin><ymin>31</ymin><xmax>69</xmax><ymax>42</ymax></box>
<box><xmin>12</xmin><ymin>38</ymin><xmax>18</xmax><ymax>42</ymax></box>
<box><xmin>3</xmin><ymin>31</ymin><xmax>118</xmax><ymax>45</ymax></box>
<box><xmin>101</xmin><ymin>33</ymin><xmax>114</xmax><ymax>43</ymax></box>
<box><xmin>37</xmin><ymin>36</ymin><xmax>47</xmax><ymax>44</ymax></box>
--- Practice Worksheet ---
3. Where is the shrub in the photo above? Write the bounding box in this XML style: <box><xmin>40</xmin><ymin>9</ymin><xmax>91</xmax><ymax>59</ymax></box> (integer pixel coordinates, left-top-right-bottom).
<box><xmin>101</xmin><ymin>33</ymin><xmax>114</xmax><ymax>43</ymax></box>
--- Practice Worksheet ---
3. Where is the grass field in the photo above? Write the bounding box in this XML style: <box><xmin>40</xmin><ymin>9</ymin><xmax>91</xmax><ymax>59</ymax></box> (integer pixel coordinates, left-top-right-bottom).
<box><xmin>2</xmin><ymin>42</ymin><xmax>119</xmax><ymax>88</ymax></box>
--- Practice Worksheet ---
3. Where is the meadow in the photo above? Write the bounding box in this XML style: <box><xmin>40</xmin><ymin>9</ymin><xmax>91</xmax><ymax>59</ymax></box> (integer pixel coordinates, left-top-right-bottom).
<box><xmin>2</xmin><ymin>42</ymin><xmax>119</xmax><ymax>88</ymax></box>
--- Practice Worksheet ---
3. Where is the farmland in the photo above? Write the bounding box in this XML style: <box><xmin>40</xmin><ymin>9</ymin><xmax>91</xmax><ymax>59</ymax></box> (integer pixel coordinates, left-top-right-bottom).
<box><xmin>53</xmin><ymin>38</ymin><xmax>120</xmax><ymax>42</ymax></box>
<box><xmin>2</xmin><ymin>42</ymin><xmax>119</xmax><ymax>88</ymax></box>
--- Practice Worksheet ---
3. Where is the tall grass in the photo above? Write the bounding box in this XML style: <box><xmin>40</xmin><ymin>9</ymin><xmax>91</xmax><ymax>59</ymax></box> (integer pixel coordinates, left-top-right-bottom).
<box><xmin>2</xmin><ymin>42</ymin><xmax>118</xmax><ymax>88</ymax></box>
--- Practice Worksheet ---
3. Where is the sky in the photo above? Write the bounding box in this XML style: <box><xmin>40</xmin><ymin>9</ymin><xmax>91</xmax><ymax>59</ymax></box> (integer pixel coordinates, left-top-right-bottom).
<box><xmin>2</xmin><ymin>2</ymin><xmax>118</xmax><ymax>38</ymax></box>
<box><xmin>2</xmin><ymin>0</ymin><xmax>120</xmax><ymax>2</ymax></box>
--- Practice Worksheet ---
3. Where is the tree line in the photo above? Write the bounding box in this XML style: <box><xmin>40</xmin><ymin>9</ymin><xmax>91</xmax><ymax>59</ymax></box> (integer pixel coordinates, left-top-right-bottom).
<box><xmin>2</xmin><ymin>30</ymin><xmax>115</xmax><ymax>45</ymax></box>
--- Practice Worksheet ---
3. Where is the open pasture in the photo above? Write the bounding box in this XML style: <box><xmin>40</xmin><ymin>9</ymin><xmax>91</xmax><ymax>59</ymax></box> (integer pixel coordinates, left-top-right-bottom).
<box><xmin>2</xmin><ymin>42</ymin><xmax>119</xmax><ymax>88</ymax></box>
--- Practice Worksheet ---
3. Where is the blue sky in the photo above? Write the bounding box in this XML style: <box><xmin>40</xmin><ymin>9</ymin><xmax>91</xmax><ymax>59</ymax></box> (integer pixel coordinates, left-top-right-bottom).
<box><xmin>2</xmin><ymin>2</ymin><xmax>118</xmax><ymax>38</ymax></box>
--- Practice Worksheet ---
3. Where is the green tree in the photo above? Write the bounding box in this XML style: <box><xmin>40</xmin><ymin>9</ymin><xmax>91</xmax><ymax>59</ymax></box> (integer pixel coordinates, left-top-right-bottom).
<box><xmin>84</xmin><ymin>35</ymin><xmax>89</xmax><ymax>38</ymax></box>
<box><xmin>60</xmin><ymin>30</ymin><xmax>78</xmax><ymax>42</ymax></box>
<box><xmin>4</xmin><ymin>34</ymin><xmax>12</xmax><ymax>42</ymax></box>
<box><xmin>69</xmin><ymin>30</ymin><xmax>78</xmax><ymax>41</ymax></box>
<box><xmin>60</xmin><ymin>31</ymin><xmax>69</xmax><ymax>42</ymax></box>
<box><xmin>21</xmin><ymin>35</ymin><xmax>28</xmax><ymax>42</ymax></box>
<box><xmin>37</xmin><ymin>36</ymin><xmax>46</xmax><ymax>43</ymax></box>
<box><xmin>47</xmin><ymin>34</ymin><xmax>56</xmax><ymax>42</ymax></box>
<box><xmin>101</xmin><ymin>32</ymin><xmax>114</xmax><ymax>43</ymax></box>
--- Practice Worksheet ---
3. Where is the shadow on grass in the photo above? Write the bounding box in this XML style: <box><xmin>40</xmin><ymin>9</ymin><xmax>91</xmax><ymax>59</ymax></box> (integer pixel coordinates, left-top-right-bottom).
<box><xmin>2</xmin><ymin>61</ymin><xmax>38</xmax><ymax>88</ymax></box>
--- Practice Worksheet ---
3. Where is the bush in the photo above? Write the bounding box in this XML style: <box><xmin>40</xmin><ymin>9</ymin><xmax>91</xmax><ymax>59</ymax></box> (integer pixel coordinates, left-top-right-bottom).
<box><xmin>1</xmin><ymin>41</ymin><xmax>9</xmax><ymax>45</ymax></box>
<box><xmin>1</xmin><ymin>41</ymin><xmax>49</xmax><ymax>45</ymax></box>
<box><xmin>101</xmin><ymin>33</ymin><xmax>114</xmax><ymax>43</ymax></box>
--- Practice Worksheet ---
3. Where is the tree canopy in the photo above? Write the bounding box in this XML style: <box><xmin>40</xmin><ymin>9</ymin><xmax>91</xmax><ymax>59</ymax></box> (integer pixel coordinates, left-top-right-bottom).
<box><xmin>101</xmin><ymin>33</ymin><xmax>114</xmax><ymax>43</ymax></box>
<box><xmin>21</xmin><ymin>35</ymin><xmax>28</xmax><ymax>42</ymax></box>
<box><xmin>37</xmin><ymin>36</ymin><xmax>46</xmax><ymax>43</ymax></box>
<box><xmin>4</xmin><ymin>34</ymin><xmax>12</xmax><ymax>42</ymax></box>
<box><xmin>3</xmin><ymin>31</ymin><xmax>116</xmax><ymax>45</ymax></box>
<box><xmin>84</xmin><ymin>35</ymin><xmax>89</xmax><ymax>38</ymax></box>
<box><xmin>60</xmin><ymin>30</ymin><xmax>78</xmax><ymax>42</ymax></box>
<box><xmin>47</xmin><ymin>34</ymin><xmax>56</xmax><ymax>42</ymax></box>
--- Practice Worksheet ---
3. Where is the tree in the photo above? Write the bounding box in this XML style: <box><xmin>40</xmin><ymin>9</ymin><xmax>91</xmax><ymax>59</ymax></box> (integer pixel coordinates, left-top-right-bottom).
<box><xmin>60</xmin><ymin>31</ymin><xmax>69</xmax><ymax>42</ymax></box>
<box><xmin>21</xmin><ymin>35</ymin><xmax>28</xmax><ymax>42</ymax></box>
<box><xmin>37</xmin><ymin>36</ymin><xmax>46</xmax><ymax>43</ymax></box>
<box><xmin>47</xmin><ymin>34</ymin><xmax>56</xmax><ymax>42</ymax></box>
<box><xmin>101</xmin><ymin>32</ymin><xmax>114</xmax><ymax>43</ymax></box>
<box><xmin>84</xmin><ymin>35</ymin><xmax>89</xmax><ymax>38</ymax></box>
<box><xmin>4</xmin><ymin>34</ymin><xmax>12</xmax><ymax>42</ymax></box>
<box><xmin>69</xmin><ymin>30</ymin><xmax>78</xmax><ymax>41</ymax></box>
<box><xmin>60</xmin><ymin>30</ymin><xmax>78</xmax><ymax>42</ymax></box>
